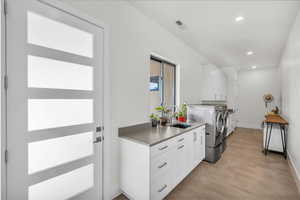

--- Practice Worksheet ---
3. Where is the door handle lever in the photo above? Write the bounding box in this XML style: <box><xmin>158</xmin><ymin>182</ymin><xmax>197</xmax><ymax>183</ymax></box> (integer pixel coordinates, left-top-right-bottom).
<box><xmin>93</xmin><ymin>136</ymin><xmax>102</xmax><ymax>144</ymax></box>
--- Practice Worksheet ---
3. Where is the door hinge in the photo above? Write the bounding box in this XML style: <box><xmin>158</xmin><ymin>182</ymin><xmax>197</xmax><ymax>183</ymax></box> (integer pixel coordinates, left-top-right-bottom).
<box><xmin>4</xmin><ymin>75</ymin><xmax>8</xmax><ymax>90</ymax></box>
<box><xmin>3</xmin><ymin>0</ymin><xmax>7</xmax><ymax>15</ymax></box>
<box><xmin>4</xmin><ymin>150</ymin><xmax>8</xmax><ymax>164</ymax></box>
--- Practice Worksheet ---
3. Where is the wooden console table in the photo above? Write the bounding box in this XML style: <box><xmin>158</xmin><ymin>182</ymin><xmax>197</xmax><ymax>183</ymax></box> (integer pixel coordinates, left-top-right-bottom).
<box><xmin>263</xmin><ymin>115</ymin><xmax>288</xmax><ymax>159</ymax></box>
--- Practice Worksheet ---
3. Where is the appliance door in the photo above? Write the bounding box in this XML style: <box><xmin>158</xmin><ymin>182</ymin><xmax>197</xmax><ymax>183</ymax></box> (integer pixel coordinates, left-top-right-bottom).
<box><xmin>216</xmin><ymin>112</ymin><xmax>225</xmax><ymax>133</ymax></box>
<box><xmin>223</xmin><ymin>110</ymin><xmax>229</xmax><ymax>126</ymax></box>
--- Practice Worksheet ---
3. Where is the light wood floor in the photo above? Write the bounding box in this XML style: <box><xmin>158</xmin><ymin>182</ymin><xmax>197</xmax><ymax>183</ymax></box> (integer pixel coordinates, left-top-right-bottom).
<box><xmin>115</xmin><ymin>128</ymin><xmax>300</xmax><ymax>200</ymax></box>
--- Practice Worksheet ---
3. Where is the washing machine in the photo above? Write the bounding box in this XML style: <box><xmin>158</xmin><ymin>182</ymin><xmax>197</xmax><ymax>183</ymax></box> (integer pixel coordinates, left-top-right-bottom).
<box><xmin>188</xmin><ymin>104</ymin><xmax>227</xmax><ymax>163</ymax></box>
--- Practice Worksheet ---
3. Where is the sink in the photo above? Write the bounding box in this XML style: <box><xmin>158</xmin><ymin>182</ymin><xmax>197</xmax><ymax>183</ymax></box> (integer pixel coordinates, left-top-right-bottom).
<box><xmin>170</xmin><ymin>123</ymin><xmax>191</xmax><ymax>129</ymax></box>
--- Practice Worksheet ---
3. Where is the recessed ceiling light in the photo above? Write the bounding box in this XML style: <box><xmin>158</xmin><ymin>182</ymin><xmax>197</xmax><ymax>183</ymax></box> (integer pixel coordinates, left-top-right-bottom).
<box><xmin>235</xmin><ymin>16</ymin><xmax>244</xmax><ymax>22</ymax></box>
<box><xmin>247</xmin><ymin>51</ymin><xmax>254</xmax><ymax>55</ymax></box>
<box><xmin>251</xmin><ymin>66</ymin><xmax>257</xmax><ymax>69</ymax></box>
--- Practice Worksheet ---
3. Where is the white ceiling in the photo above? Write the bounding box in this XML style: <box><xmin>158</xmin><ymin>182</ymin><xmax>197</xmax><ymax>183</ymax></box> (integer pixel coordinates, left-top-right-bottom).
<box><xmin>129</xmin><ymin>0</ymin><xmax>300</xmax><ymax>70</ymax></box>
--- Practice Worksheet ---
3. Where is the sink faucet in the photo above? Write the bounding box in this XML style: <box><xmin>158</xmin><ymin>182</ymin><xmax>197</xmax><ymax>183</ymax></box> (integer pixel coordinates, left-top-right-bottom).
<box><xmin>166</xmin><ymin>105</ymin><xmax>179</xmax><ymax>125</ymax></box>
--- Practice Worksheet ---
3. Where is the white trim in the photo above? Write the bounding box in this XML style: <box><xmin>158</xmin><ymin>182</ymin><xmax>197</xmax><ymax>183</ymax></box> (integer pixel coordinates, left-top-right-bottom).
<box><xmin>111</xmin><ymin>191</ymin><xmax>122</xmax><ymax>200</ymax></box>
<box><xmin>38</xmin><ymin>0</ymin><xmax>107</xmax><ymax>30</ymax></box>
<box><xmin>176</xmin><ymin>64</ymin><xmax>181</xmax><ymax>106</ymax></box>
<box><xmin>103</xmin><ymin>19</ymin><xmax>111</xmax><ymax>200</ymax></box>
<box><xmin>150</xmin><ymin>52</ymin><xmax>176</xmax><ymax>66</ymax></box>
<box><xmin>287</xmin><ymin>151</ymin><xmax>300</xmax><ymax>194</ymax></box>
<box><xmin>150</xmin><ymin>52</ymin><xmax>180</xmax><ymax>106</ymax></box>
<box><xmin>1</xmin><ymin>0</ymin><xmax>7</xmax><ymax>199</ymax></box>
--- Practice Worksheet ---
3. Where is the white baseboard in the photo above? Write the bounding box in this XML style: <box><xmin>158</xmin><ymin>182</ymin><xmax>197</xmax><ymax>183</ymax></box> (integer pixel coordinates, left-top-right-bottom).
<box><xmin>111</xmin><ymin>190</ymin><xmax>122</xmax><ymax>200</ymax></box>
<box><xmin>287</xmin><ymin>151</ymin><xmax>300</xmax><ymax>194</ymax></box>
<box><xmin>237</xmin><ymin>122</ymin><xmax>261</xmax><ymax>129</ymax></box>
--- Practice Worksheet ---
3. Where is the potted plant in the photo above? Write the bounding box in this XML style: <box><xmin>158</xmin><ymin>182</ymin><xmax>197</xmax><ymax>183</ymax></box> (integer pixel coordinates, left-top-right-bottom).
<box><xmin>178</xmin><ymin>104</ymin><xmax>187</xmax><ymax>122</ymax></box>
<box><xmin>155</xmin><ymin>105</ymin><xmax>170</xmax><ymax>126</ymax></box>
<box><xmin>149</xmin><ymin>113</ymin><xmax>159</xmax><ymax>127</ymax></box>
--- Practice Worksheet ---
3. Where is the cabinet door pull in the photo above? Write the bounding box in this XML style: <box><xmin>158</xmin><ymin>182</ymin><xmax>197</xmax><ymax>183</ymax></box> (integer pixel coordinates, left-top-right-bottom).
<box><xmin>158</xmin><ymin>184</ymin><xmax>167</xmax><ymax>193</ymax></box>
<box><xmin>178</xmin><ymin>138</ymin><xmax>184</xmax><ymax>142</ymax></box>
<box><xmin>158</xmin><ymin>162</ymin><xmax>167</xmax><ymax>169</ymax></box>
<box><xmin>158</xmin><ymin>145</ymin><xmax>168</xmax><ymax>150</ymax></box>
<box><xmin>177</xmin><ymin>145</ymin><xmax>185</xmax><ymax>149</ymax></box>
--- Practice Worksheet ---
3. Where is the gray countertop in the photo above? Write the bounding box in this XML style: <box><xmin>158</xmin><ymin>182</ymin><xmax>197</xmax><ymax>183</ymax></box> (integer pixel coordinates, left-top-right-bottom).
<box><xmin>119</xmin><ymin>122</ymin><xmax>206</xmax><ymax>146</ymax></box>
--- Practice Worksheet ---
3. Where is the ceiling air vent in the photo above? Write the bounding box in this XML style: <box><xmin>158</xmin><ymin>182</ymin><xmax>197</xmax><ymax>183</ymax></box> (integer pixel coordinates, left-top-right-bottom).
<box><xmin>175</xmin><ymin>20</ymin><xmax>187</xmax><ymax>30</ymax></box>
<box><xmin>176</xmin><ymin>20</ymin><xmax>183</xmax><ymax>26</ymax></box>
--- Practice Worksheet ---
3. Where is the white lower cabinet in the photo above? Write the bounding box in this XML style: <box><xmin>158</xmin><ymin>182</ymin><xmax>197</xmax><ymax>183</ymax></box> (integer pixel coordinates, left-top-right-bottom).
<box><xmin>173</xmin><ymin>136</ymin><xmax>189</xmax><ymax>185</ymax></box>
<box><xmin>120</xmin><ymin>125</ymin><xmax>206</xmax><ymax>200</ymax></box>
<box><xmin>151</xmin><ymin>172</ymin><xmax>171</xmax><ymax>200</ymax></box>
<box><xmin>226</xmin><ymin>114</ymin><xmax>235</xmax><ymax>136</ymax></box>
<box><xmin>192</xmin><ymin>126</ymin><xmax>205</xmax><ymax>168</ymax></box>
<box><xmin>200</xmin><ymin>128</ymin><xmax>205</xmax><ymax>161</ymax></box>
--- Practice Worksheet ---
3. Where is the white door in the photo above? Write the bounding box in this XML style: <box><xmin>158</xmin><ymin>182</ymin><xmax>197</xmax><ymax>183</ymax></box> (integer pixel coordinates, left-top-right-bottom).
<box><xmin>193</xmin><ymin>131</ymin><xmax>201</xmax><ymax>167</ymax></box>
<box><xmin>199</xmin><ymin>127</ymin><xmax>206</xmax><ymax>161</ymax></box>
<box><xmin>174</xmin><ymin>142</ymin><xmax>186</xmax><ymax>185</ymax></box>
<box><xmin>185</xmin><ymin>132</ymin><xmax>194</xmax><ymax>173</ymax></box>
<box><xmin>6</xmin><ymin>0</ymin><xmax>104</xmax><ymax>199</ymax></box>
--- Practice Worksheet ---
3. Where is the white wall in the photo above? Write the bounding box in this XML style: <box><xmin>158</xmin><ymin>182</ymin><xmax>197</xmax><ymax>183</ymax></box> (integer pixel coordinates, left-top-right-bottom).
<box><xmin>62</xmin><ymin>1</ymin><xmax>223</xmax><ymax>199</ymax></box>
<box><xmin>279</xmin><ymin>9</ymin><xmax>300</xmax><ymax>185</ymax></box>
<box><xmin>237</xmin><ymin>68</ymin><xmax>280</xmax><ymax>129</ymax></box>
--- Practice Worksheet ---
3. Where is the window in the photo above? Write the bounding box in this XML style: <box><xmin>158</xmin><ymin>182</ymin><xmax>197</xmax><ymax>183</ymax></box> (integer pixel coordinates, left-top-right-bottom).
<box><xmin>149</xmin><ymin>56</ymin><xmax>176</xmax><ymax>112</ymax></box>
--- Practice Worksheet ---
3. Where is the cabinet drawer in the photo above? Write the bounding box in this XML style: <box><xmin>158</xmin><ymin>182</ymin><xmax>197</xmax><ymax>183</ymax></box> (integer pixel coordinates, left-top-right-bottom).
<box><xmin>175</xmin><ymin>135</ymin><xmax>186</xmax><ymax>143</ymax></box>
<box><xmin>151</xmin><ymin>174</ymin><xmax>170</xmax><ymax>200</ymax></box>
<box><xmin>151</xmin><ymin>152</ymin><xmax>171</xmax><ymax>179</ymax></box>
<box><xmin>151</xmin><ymin>139</ymin><xmax>173</xmax><ymax>158</ymax></box>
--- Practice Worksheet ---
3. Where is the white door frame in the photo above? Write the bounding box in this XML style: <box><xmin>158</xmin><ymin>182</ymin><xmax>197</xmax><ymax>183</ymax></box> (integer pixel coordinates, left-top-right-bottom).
<box><xmin>0</xmin><ymin>0</ymin><xmax>111</xmax><ymax>199</ymax></box>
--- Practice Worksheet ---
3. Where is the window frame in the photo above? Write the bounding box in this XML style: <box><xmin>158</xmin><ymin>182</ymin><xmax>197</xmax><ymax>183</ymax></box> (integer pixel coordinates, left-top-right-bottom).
<box><xmin>150</xmin><ymin>55</ymin><xmax>177</xmax><ymax>107</ymax></box>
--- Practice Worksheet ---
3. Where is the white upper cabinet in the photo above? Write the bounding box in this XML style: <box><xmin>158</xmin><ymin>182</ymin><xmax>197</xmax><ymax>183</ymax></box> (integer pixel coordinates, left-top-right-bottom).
<box><xmin>201</xmin><ymin>65</ymin><xmax>227</xmax><ymax>101</ymax></box>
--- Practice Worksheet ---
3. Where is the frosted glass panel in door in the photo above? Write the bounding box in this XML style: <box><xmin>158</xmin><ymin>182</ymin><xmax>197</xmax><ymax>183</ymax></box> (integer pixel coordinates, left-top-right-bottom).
<box><xmin>28</xmin><ymin>55</ymin><xmax>93</xmax><ymax>90</ymax></box>
<box><xmin>28</xmin><ymin>132</ymin><xmax>93</xmax><ymax>174</ymax></box>
<box><xmin>28</xmin><ymin>164</ymin><xmax>94</xmax><ymax>200</ymax></box>
<box><xmin>28</xmin><ymin>99</ymin><xmax>93</xmax><ymax>131</ymax></box>
<box><xmin>27</xmin><ymin>12</ymin><xmax>93</xmax><ymax>58</ymax></box>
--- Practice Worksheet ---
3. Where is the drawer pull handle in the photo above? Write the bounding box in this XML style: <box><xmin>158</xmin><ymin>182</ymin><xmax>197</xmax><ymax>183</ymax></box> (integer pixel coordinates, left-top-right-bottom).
<box><xmin>158</xmin><ymin>162</ymin><xmax>167</xmax><ymax>169</ymax></box>
<box><xmin>158</xmin><ymin>145</ymin><xmax>168</xmax><ymax>150</ymax></box>
<box><xmin>158</xmin><ymin>184</ymin><xmax>167</xmax><ymax>193</ymax></box>
<box><xmin>178</xmin><ymin>138</ymin><xmax>184</xmax><ymax>142</ymax></box>
<box><xmin>177</xmin><ymin>145</ymin><xmax>185</xmax><ymax>149</ymax></box>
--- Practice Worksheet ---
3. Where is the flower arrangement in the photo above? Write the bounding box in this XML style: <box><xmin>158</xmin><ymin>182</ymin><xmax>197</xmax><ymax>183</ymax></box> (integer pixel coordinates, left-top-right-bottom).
<box><xmin>177</xmin><ymin>103</ymin><xmax>187</xmax><ymax>122</ymax></box>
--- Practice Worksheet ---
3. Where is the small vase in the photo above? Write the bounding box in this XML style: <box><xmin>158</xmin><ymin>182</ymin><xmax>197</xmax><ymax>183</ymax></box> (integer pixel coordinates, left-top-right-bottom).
<box><xmin>178</xmin><ymin>116</ymin><xmax>186</xmax><ymax>122</ymax></box>
<box><xmin>151</xmin><ymin>119</ymin><xmax>158</xmax><ymax>127</ymax></box>
<box><xmin>160</xmin><ymin>117</ymin><xmax>168</xmax><ymax>126</ymax></box>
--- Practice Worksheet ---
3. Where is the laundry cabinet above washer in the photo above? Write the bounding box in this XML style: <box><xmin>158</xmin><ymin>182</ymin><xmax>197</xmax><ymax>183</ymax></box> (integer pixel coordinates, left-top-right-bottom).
<box><xmin>201</xmin><ymin>65</ymin><xmax>227</xmax><ymax>101</ymax></box>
